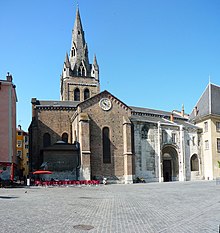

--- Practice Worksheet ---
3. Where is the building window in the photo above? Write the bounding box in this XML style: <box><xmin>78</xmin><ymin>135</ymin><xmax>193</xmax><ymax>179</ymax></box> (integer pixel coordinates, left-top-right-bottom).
<box><xmin>162</xmin><ymin>130</ymin><xmax>168</xmax><ymax>143</ymax></box>
<box><xmin>187</xmin><ymin>140</ymin><xmax>190</xmax><ymax>146</ymax></box>
<box><xmin>62</xmin><ymin>133</ymin><xmax>68</xmax><ymax>143</ymax></box>
<box><xmin>141</xmin><ymin>125</ymin><xmax>148</xmax><ymax>139</ymax></box>
<box><xmin>102</xmin><ymin>127</ymin><xmax>111</xmax><ymax>163</ymax></box>
<box><xmin>172</xmin><ymin>133</ymin><xmax>176</xmax><ymax>144</ymax></box>
<box><xmin>216</xmin><ymin>122</ymin><xmax>220</xmax><ymax>132</ymax></box>
<box><xmin>25</xmin><ymin>145</ymin><xmax>28</xmax><ymax>149</ymax></box>
<box><xmin>74</xmin><ymin>88</ymin><xmax>80</xmax><ymax>101</ymax></box>
<box><xmin>24</xmin><ymin>136</ymin><xmax>28</xmax><ymax>143</ymax></box>
<box><xmin>198</xmin><ymin>136</ymin><xmax>201</xmax><ymax>146</ymax></box>
<box><xmin>17</xmin><ymin>140</ymin><xmax>22</xmax><ymax>147</ymax></box>
<box><xmin>84</xmin><ymin>89</ymin><xmax>90</xmax><ymax>100</ymax></box>
<box><xmin>191</xmin><ymin>154</ymin><xmax>199</xmax><ymax>171</ymax></box>
<box><xmin>71</xmin><ymin>47</ymin><xmax>75</xmax><ymax>57</ymax></box>
<box><xmin>17</xmin><ymin>131</ymin><xmax>22</xmax><ymax>136</ymax></box>
<box><xmin>192</xmin><ymin>136</ymin><xmax>195</xmax><ymax>146</ymax></box>
<box><xmin>205</xmin><ymin>140</ymin><xmax>209</xmax><ymax>150</ymax></box>
<box><xmin>82</xmin><ymin>67</ymin><xmax>85</xmax><ymax>76</ymax></box>
<box><xmin>204</xmin><ymin>122</ymin><xmax>208</xmax><ymax>133</ymax></box>
<box><xmin>217</xmin><ymin>138</ymin><xmax>220</xmax><ymax>152</ymax></box>
<box><xmin>43</xmin><ymin>133</ymin><xmax>51</xmax><ymax>147</ymax></box>
<box><xmin>17</xmin><ymin>150</ymin><xmax>22</xmax><ymax>157</ymax></box>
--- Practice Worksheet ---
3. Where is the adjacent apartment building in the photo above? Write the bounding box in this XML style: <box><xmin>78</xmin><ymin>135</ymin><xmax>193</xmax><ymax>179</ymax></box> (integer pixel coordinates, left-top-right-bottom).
<box><xmin>0</xmin><ymin>73</ymin><xmax>17</xmax><ymax>181</ymax></box>
<box><xmin>190</xmin><ymin>83</ymin><xmax>220</xmax><ymax>180</ymax></box>
<box><xmin>16</xmin><ymin>125</ymin><xmax>29</xmax><ymax>179</ymax></box>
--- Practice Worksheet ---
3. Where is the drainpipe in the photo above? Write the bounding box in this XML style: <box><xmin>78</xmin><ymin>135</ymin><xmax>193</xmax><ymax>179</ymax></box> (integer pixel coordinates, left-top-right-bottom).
<box><xmin>179</xmin><ymin>125</ymin><xmax>185</xmax><ymax>181</ymax></box>
<box><xmin>158</xmin><ymin>122</ymin><xmax>162</xmax><ymax>182</ymax></box>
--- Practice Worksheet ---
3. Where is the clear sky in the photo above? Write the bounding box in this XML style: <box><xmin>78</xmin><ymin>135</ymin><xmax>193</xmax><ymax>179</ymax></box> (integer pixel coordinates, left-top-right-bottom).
<box><xmin>1</xmin><ymin>0</ymin><xmax>220</xmax><ymax>131</ymax></box>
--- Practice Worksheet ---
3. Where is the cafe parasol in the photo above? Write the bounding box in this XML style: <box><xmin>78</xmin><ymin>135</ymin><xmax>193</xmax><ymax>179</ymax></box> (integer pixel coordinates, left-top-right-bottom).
<box><xmin>33</xmin><ymin>170</ymin><xmax>53</xmax><ymax>175</ymax></box>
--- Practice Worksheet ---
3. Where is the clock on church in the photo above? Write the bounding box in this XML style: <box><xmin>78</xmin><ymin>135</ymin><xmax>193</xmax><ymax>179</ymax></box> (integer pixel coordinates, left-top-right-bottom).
<box><xmin>99</xmin><ymin>98</ymin><xmax>112</xmax><ymax>111</ymax></box>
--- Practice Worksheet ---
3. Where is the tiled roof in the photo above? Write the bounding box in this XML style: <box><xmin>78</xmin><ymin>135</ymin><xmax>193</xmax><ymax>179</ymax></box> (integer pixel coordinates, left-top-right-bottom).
<box><xmin>190</xmin><ymin>83</ymin><xmax>220</xmax><ymax>121</ymax></box>
<box><xmin>35</xmin><ymin>100</ymin><xmax>80</xmax><ymax>108</ymax></box>
<box><xmin>130</xmin><ymin>106</ymin><xmax>186</xmax><ymax>120</ymax></box>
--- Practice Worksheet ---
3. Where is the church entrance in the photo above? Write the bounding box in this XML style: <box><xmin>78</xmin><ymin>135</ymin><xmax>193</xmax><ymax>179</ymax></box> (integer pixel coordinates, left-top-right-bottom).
<box><xmin>162</xmin><ymin>145</ymin><xmax>179</xmax><ymax>182</ymax></box>
<box><xmin>163</xmin><ymin>160</ymin><xmax>171</xmax><ymax>182</ymax></box>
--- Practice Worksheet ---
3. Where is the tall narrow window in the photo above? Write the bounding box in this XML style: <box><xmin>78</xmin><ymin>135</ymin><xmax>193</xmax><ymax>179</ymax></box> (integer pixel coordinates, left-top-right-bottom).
<box><xmin>162</xmin><ymin>130</ymin><xmax>168</xmax><ymax>143</ymax></box>
<box><xmin>74</xmin><ymin>88</ymin><xmax>80</xmax><ymax>101</ymax></box>
<box><xmin>43</xmin><ymin>133</ymin><xmax>51</xmax><ymax>147</ymax></box>
<box><xmin>103</xmin><ymin>127</ymin><xmax>111</xmax><ymax>163</ymax></box>
<box><xmin>192</xmin><ymin>136</ymin><xmax>195</xmax><ymax>146</ymax></box>
<box><xmin>198</xmin><ymin>135</ymin><xmax>201</xmax><ymax>146</ymax></box>
<box><xmin>82</xmin><ymin>67</ymin><xmax>86</xmax><ymax>76</ymax></box>
<box><xmin>205</xmin><ymin>140</ymin><xmax>209</xmax><ymax>150</ymax></box>
<box><xmin>78</xmin><ymin>67</ymin><xmax>82</xmax><ymax>76</ymax></box>
<box><xmin>71</xmin><ymin>47</ymin><xmax>75</xmax><ymax>57</ymax></box>
<box><xmin>216</xmin><ymin>122</ymin><xmax>220</xmax><ymax>132</ymax></box>
<box><xmin>62</xmin><ymin>133</ymin><xmax>68</xmax><ymax>143</ymax></box>
<box><xmin>204</xmin><ymin>122</ymin><xmax>208</xmax><ymax>132</ymax></box>
<box><xmin>84</xmin><ymin>89</ymin><xmax>90</xmax><ymax>100</ymax></box>
<box><xmin>172</xmin><ymin>133</ymin><xmax>176</xmax><ymax>144</ymax></box>
<box><xmin>141</xmin><ymin>125</ymin><xmax>148</xmax><ymax>139</ymax></box>
<box><xmin>217</xmin><ymin>138</ymin><xmax>220</xmax><ymax>152</ymax></box>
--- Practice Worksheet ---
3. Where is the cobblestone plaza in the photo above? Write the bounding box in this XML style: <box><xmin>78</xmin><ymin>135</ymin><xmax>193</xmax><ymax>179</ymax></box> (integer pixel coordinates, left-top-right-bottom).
<box><xmin>0</xmin><ymin>181</ymin><xmax>220</xmax><ymax>233</ymax></box>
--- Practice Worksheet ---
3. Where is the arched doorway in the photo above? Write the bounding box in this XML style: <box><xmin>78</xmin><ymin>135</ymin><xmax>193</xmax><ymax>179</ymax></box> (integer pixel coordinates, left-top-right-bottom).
<box><xmin>190</xmin><ymin>154</ymin><xmax>199</xmax><ymax>171</ymax></box>
<box><xmin>190</xmin><ymin>154</ymin><xmax>200</xmax><ymax>180</ymax></box>
<box><xmin>162</xmin><ymin>146</ymin><xmax>179</xmax><ymax>182</ymax></box>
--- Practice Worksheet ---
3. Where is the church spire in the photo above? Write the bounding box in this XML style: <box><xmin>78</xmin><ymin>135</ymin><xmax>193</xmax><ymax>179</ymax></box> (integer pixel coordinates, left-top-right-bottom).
<box><xmin>60</xmin><ymin>7</ymin><xmax>100</xmax><ymax>101</ymax></box>
<box><xmin>69</xmin><ymin>8</ymin><xmax>89</xmax><ymax>74</ymax></box>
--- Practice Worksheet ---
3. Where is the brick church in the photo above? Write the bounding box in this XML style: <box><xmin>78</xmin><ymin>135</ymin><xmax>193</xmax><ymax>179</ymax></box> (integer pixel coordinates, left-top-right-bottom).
<box><xmin>29</xmin><ymin>8</ymin><xmax>205</xmax><ymax>183</ymax></box>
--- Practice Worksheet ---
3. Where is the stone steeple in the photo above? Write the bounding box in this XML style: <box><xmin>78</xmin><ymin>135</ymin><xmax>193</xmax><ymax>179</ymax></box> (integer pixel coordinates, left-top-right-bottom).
<box><xmin>69</xmin><ymin>8</ymin><xmax>90</xmax><ymax>75</ymax></box>
<box><xmin>60</xmin><ymin>8</ymin><xmax>100</xmax><ymax>101</ymax></box>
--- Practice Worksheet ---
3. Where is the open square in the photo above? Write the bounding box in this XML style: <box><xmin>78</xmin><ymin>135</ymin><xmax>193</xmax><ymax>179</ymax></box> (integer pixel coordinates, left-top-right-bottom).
<box><xmin>0</xmin><ymin>181</ymin><xmax>220</xmax><ymax>232</ymax></box>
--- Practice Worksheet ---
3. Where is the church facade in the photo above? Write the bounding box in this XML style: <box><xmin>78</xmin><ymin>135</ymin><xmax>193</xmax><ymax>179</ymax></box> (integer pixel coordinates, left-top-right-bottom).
<box><xmin>29</xmin><ymin>9</ymin><xmax>209</xmax><ymax>183</ymax></box>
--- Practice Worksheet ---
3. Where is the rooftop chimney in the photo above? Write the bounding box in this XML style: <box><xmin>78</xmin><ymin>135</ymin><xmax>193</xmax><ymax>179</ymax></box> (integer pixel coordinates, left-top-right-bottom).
<box><xmin>170</xmin><ymin>113</ymin><xmax>174</xmax><ymax>122</ymax></box>
<box><xmin>194</xmin><ymin>106</ymin><xmax>198</xmax><ymax>116</ymax></box>
<box><xmin>181</xmin><ymin>104</ymin><xmax>185</xmax><ymax>117</ymax></box>
<box><xmin>6</xmin><ymin>72</ymin><xmax>12</xmax><ymax>82</ymax></box>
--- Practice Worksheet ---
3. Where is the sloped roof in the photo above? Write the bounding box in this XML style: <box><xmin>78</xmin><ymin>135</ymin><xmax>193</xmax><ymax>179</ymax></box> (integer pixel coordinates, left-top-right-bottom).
<box><xmin>190</xmin><ymin>83</ymin><xmax>220</xmax><ymax>121</ymax></box>
<box><xmin>35</xmin><ymin>100</ymin><xmax>80</xmax><ymax>108</ymax></box>
<box><xmin>130</xmin><ymin>106</ymin><xmax>186</xmax><ymax>120</ymax></box>
<box><xmin>130</xmin><ymin>106</ymin><xmax>199</xmax><ymax>129</ymax></box>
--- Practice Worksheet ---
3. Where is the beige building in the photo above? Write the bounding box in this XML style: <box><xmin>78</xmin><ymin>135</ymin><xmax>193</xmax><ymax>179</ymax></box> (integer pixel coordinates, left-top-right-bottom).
<box><xmin>190</xmin><ymin>83</ymin><xmax>220</xmax><ymax>180</ymax></box>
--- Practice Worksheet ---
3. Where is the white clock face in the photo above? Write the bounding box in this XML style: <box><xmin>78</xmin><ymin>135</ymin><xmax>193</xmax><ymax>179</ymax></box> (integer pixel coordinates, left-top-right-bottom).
<box><xmin>99</xmin><ymin>98</ymin><xmax>112</xmax><ymax>111</ymax></box>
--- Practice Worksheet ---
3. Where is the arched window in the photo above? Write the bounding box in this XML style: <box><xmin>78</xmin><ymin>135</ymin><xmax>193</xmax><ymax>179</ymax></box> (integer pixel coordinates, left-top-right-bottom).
<box><xmin>84</xmin><ymin>89</ymin><xmax>90</xmax><ymax>100</ymax></box>
<box><xmin>103</xmin><ymin>127</ymin><xmax>111</xmax><ymax>163</ymax></box>
<box><xmin>162</xmin><ymin>130</ymin><xmax>168</xmax><ymax>143</ymax></box>
<box><xmin>191</xmin><ymin>154</ymin><xmax>199</xmax><ymax>171</ymax></box>
<box><xmin>71</xmin><ymin>48</ymin><xmax>75</xmax><ymax>57</ymax></box>
<box><xmin>43</xmin><ymin>133</ymin><xmax>51</xmax><ymax>147</ymax></box>
<box><xmin>78</xmin><ymin>67</ymin><xmax>82</xmax><ymax>76</ymax></box>
<box><xmin>82</xmin><ymin>67</ymin><xmax>85</xmax><ymax>76</ymax></box>
<box><xmin>74</xmin><ymin>88</ymin><xmax>80</xmax><ymax>101</ymax></box>
<box><xmin>141</xmin><ymin>125</ymin><xmax>148</xmax><ymax>139</ymax></box>
<box><xmin>62</xmin><ymin>133</ymin><xmax>68</xmax><ymax>143</ymax></box>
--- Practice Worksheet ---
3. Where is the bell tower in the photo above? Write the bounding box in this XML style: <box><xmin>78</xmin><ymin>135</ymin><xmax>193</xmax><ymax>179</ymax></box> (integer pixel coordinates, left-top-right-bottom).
<box><xmin>60</xmin><ymin>8</ymin><xmax>100</xmax><ymax>101</ymax></box>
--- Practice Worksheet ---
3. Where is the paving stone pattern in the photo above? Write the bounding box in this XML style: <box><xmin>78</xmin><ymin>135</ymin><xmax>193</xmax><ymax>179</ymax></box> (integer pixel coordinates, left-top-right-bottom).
<box><xmin>0</xmin><ymin>181</ymin><xmax>220</xmax><ymax>233</ymax></box>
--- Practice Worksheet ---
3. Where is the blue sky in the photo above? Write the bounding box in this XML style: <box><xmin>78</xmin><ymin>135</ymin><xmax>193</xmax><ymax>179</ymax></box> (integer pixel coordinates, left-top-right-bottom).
<box><xmin>1</xmin><ymin>0</ymin><xmax>220</xmax><ymax>131</ymax></box>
